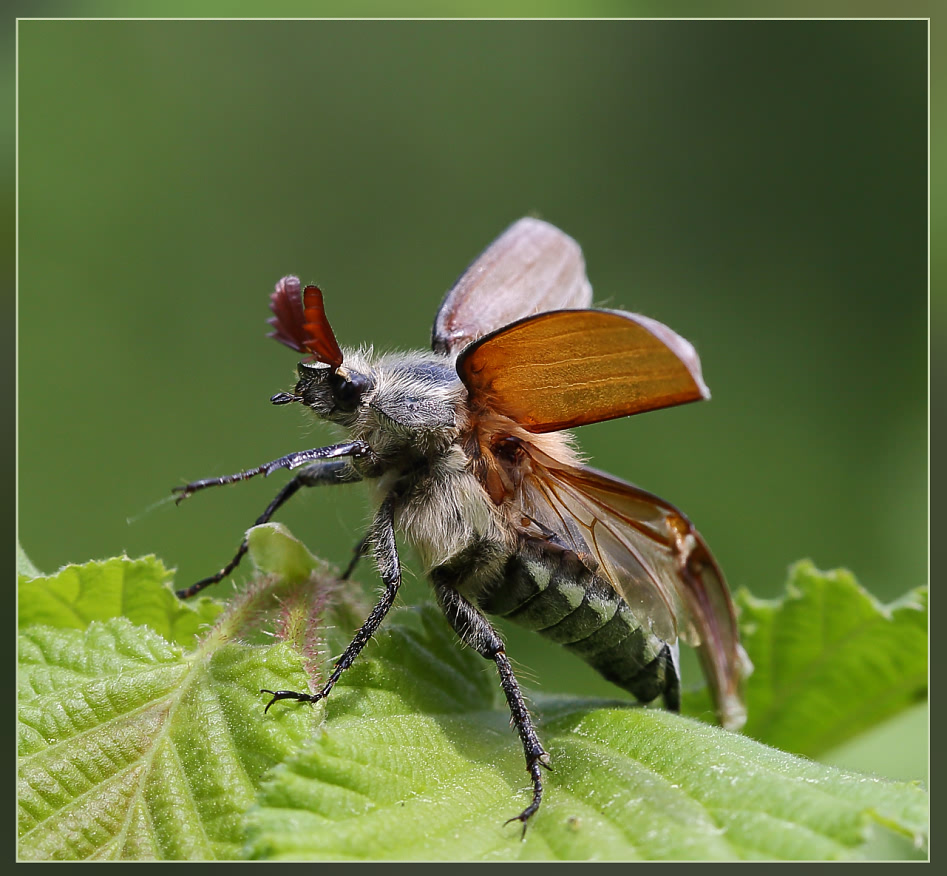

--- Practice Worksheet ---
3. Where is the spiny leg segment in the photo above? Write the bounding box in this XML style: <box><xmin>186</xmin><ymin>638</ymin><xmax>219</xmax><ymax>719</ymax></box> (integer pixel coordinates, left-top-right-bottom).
<box><xmin>434</xmin><ymin>582</ymin><xmax>550</xmax><ymax>835</ymax></box>
<box><xmin>261</xmin><ymin>496</ymin><xmax>401</xmax><ymax>709</ymax></box>
<box><xmin>172</xmin><ymin>440</ymin><xmax>370</xmax><ymax>502</ymax></box>
<box><xmin>172</xmin><ymin>443</ymin><xmax>367</xmax><ymax>598</ymax></box>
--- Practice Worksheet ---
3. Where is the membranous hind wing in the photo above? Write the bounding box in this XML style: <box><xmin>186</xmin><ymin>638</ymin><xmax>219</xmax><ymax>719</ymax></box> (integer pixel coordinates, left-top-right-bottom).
<box><xmin>517</xmin><ymin>446</ymin><xmax>750</xmax><ymax>731</ymax></box>
<box><xmin>457</xmin><ymin>306</ymin><xmax>749</xmax><ymax>729</ymax></box>
<box><xmin>432</xmin><ymin>218</ymin><xmax>593</xmax><ymax>356</ymax></box>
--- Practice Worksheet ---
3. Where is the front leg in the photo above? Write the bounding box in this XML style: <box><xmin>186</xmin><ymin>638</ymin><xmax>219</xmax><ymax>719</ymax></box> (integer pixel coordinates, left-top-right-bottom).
<box><xmin>262</xmin><ymin>495</ymin><xmax>401</xmax><ymax>708</ymax></box>
<box><xmin>433</xmin><ymin>582</ymin><xmax>551</xmax><ymax>835</ymax></box>
<box><xmin>172</xmin><ymin>440</ymin><xmax>372</xmax><ymax>503</ymax></box>
<box><xmin>175</xmin><ymin>458</ymin><xmax>363</xmax><ymax>598</ymax></box>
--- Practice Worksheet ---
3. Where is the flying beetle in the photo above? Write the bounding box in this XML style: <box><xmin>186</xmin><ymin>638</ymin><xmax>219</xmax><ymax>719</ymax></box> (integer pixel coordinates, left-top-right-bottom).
<box><xmin>173</xmin><ymin>218</ymin><xmax>751</xmax><ymax>830</ymax></box>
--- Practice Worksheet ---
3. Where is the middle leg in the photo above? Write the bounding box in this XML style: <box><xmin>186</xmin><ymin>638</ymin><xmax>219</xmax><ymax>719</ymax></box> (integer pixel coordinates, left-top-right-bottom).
<box><xmin>433</xmin><ymin>582</ymin><xmax>550</xmax><ymax>834</ymax></box>
<box><xmin>262</xmin><ymin>495</ymin><xmax>402</xmax><ymax>709</ymax></box>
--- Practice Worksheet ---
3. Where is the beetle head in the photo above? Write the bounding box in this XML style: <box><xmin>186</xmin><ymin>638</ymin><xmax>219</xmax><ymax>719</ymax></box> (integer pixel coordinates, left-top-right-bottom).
<box><xmin>267</xmin><ymin>275</ymin><xmax>375</xmax><ymax>423</ymax></box>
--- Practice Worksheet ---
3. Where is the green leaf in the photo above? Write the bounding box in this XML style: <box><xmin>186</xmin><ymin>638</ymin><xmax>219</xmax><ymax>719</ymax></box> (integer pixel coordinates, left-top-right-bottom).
<box><xmin>243</xmin><ymin>605</ymin><xmax>927</xmax><ymax>862</ymax></box>
<box><xmin>17</xmin><ymin>617</ymin><xmax>314</xmax><ymax>861</ymax></box>
<box><xmin>18</xmin><ymin>555</ymin><xmax>222</xmax><ymax>646</ymax></box>
<box><xmin>245</xmin><ymin>522</ymin><xmax>370</xmax><ymax>641</ymax></box>
<box><xmin>246</xmin><ymin>521</ymin><xmax>327</xmax><ymax>580</ymax></box>
<box><xmin>738</xmin><ymin>562</ymin><xmax>928</xmax><ymax>757</ymax></box>
<box><xmin>17</xmin><ymin>542</ymin><xmax>42</xmax><ymax>578</ymax></box>
<box><xmin>17</xmin><ymin>549</ymin><xmax>928</xmax><ymax>861</ymax></box>
<box><xmin>821</xmin><ymin>701</ymin><xmax>928</xmax><ymax>784</ymax></box>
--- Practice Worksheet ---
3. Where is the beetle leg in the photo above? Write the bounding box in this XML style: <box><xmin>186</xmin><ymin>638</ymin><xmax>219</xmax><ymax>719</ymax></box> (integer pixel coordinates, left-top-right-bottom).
<box><xmin>175</xmin><ymin>458</ymin><xmax>361</xmax><ymax>598</ymax></box>
<box><xmin>262</xmin><ymin>496</ymin><xmax>401</xmax><ymax>706</ymax></box>
<box><xmin>172</xmin><ymin>440</ymin><xmax>371</xmax><ymax>503</ymax></box>
<box><xmin>434</xmin><ymin>582</ymin><xmax>550</xmax><ymax>836</ymax></box>
<box><xmin>340</xmin><ymin>532</ymin><xmax>372</xmax><ymax>581</ymax></box>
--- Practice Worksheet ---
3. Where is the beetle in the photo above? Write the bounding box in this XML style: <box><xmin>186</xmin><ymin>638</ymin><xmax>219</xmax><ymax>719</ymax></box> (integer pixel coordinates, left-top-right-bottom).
<box><xmin>173</xmin><ymin>217</ymin><xmax>751</xmax><ymax>830</ymax></box>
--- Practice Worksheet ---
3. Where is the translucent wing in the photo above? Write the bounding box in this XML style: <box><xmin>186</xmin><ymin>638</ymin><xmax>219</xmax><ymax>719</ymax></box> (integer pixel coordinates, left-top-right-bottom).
<box><xmin>432</xmin><ymin>218</ymin><xmax>593</xmax><ymax>355</ymax></box>
<box><xmin>513</xmin><ymin>443</ymin><xmax>750</xmax><ymax>730</ymax></box>
<box><xmin>458</xmin><ymin>309</ymin><xmax>709</xmax><ymax>433</ymax></box>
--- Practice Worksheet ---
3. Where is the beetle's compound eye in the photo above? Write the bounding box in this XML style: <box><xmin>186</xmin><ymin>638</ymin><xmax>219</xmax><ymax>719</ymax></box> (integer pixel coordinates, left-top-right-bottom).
<box><xmin>330</xmin><ymin>370</ymin><xmax>373</xmax><ymax>412</ymax></box>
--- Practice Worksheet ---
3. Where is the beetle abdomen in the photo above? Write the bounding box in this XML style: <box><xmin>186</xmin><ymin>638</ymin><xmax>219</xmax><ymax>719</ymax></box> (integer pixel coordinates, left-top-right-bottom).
<box><xmin>479</xmin><ymin>539</ymin><xmax>680</xmax><ymax>709</ymax></box>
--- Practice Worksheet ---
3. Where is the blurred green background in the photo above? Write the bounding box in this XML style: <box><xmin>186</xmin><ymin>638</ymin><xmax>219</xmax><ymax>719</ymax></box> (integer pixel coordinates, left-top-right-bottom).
<box><xmin>18</xmin><ymin>19</ymin><xmax>927</xmax><ymax>772</ymax></box>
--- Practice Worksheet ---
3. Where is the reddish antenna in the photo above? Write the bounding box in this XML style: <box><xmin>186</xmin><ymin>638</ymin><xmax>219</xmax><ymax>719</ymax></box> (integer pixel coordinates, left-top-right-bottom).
<box><xmin>267</xmin><ymin>275</ymin><xmax>344</xmax><ymax>369</ymax></box>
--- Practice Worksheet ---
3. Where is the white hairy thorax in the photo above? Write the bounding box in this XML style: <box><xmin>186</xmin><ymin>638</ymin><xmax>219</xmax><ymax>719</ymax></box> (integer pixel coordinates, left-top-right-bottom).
<box><xmin>335</xmin><ymin>346</ymin><xmax>580</xmax><ymax>573</ymax></box>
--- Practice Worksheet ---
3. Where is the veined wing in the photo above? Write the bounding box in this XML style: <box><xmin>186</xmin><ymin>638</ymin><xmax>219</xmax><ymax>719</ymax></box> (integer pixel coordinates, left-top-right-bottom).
<box><xmin>457</xmin><ymin>308</ymin><xmax>709</xmax><ymax>433</ymax></box>
<box><xmin>432</xmin><ymin>218</ymin><xmax>593</xmax><ymax>356</ymax></box>
<box><xmin>515</xmin><ymin>443</ymin><xmax>750</xmax><ymax>730</ymax></box>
